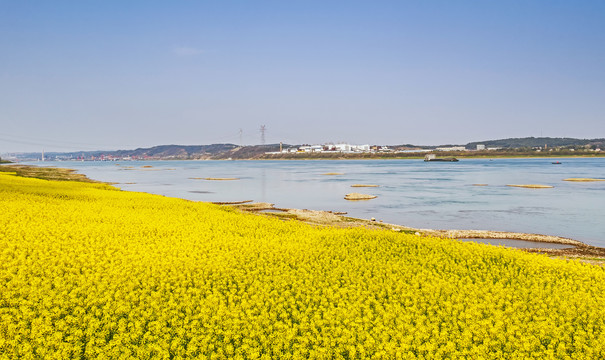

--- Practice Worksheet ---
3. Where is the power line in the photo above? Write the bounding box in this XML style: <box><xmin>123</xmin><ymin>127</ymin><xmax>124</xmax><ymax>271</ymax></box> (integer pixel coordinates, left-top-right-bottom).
<box><xmin>0</xmin><ymin>130</ymin><xmax>148</xmax><ymax>151</ymax></box>
<box><xmin>0</xmin><ymin>131</ymin><xmax>116</xmax><ymax>148</ymax></box>
<box><xmin>0</xmin><ymin>136</ymin><xmax>105</xmax><ymax>151</ymax></box>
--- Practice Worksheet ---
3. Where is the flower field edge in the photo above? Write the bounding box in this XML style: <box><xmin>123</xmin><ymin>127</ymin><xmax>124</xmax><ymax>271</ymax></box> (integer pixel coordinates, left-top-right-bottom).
<box><xmin>1</xmin><ymin>172</ymin><xmax>604</xmax><ymax>359</ymax></box>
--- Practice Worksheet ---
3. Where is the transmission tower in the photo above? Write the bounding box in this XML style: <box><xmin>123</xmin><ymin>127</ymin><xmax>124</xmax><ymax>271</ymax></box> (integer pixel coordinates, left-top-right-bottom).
<box><xmin>260</xmin><ymin>125</ymin><xmax>266</xmax><ymax>145</ymax></box>
<box><xmin>239</xmin><ymin>128</ymin><xmax>243</xmax><ymax>147</ymax></box>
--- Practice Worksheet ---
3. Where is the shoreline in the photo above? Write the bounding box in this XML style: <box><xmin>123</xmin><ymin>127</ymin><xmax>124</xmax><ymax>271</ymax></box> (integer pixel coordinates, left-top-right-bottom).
<box><xmin>4</xmin><ymin>163</ymin><xmax>605</xmax><ymax>263</ymax></box>
<box><xmin>228</xmin><ymin>202</ymin><xmax>605</xmax><ymax>263</ymax></box>
<box><xmin>258</xmin><ymin>153</ymin><xmax>605</xmax><ymax>161</ymax></box>
<box><xmin>7</xmin><ymin>153</ymin><xmax>605</xmax><ymax>162</ymax></box>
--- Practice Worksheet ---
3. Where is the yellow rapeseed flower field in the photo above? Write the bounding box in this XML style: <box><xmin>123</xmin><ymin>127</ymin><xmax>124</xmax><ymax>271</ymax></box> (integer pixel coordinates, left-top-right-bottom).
<box><xmin>1</xmin><ymin>172</ymin><xmax>604</xmax><ymax>359</ymax></box>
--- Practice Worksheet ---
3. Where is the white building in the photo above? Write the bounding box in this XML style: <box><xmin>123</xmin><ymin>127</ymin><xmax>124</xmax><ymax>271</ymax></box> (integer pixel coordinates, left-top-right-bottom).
<box><xmin>436</xmin><ymin>146</ymin><xmax>466</xmax><ymax>151</ymax></box>
<box><xmin>281</xmin><ymin>143</ymin><xmax>377</xmax><ymax>154</ymax></box>
<box><xmin>297</xmin><ymin>145</ymin><xmax>324</xmax><ymax>152</ymax></box>
<box><xmin>351</xmin><ymin>144</ymin><xmax>370</xmax><ymax>152</ymax></box>
<box><xmin>335</xmin><ymin>144</ymin><xmax>352</xmax><ymax>152</ymax></box>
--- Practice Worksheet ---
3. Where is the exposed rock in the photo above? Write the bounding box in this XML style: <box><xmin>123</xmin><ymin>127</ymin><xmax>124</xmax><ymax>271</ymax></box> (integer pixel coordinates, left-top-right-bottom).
<box><xmin>232</xmin><ymin>202</ymin><xmax>274</xmax><ymax>210</ymax></box>
<box><xmin>286</xmin><ymin>208</ymin><xmax>343</xmax><ymax>223</ymax></box>
<box><xmin>345</xmin><ymin>193</ymin><xmax>377</xmax><ymax>200</ymax></box>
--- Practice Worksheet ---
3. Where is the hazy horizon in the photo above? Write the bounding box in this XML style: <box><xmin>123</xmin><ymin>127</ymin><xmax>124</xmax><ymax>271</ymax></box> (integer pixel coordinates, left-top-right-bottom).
<box><xmin>2</xmin><ymin>1</ymin><xmax>604</xmax><ymax>152</ymax></box>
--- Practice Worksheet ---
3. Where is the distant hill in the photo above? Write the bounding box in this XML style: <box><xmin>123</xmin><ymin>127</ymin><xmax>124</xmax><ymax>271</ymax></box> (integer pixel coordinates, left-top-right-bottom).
<box><xmin>8</xmin><ymin>137</ymin><xmax>605</xmax><ymax>161</ymax></box>
<box><xmin>13</xmin><ymin>144</ymin><xmax>287</xmax><ymax>161</ymax></box>
<box><xmin>465</xmin><ymin>137</ymin><xmax>605</xmax><ymax>150</ymax></box>
<box><xmin>109</xmin><ymin>144</ymin><xmax>240</xmax><ymax>159</ymax></box>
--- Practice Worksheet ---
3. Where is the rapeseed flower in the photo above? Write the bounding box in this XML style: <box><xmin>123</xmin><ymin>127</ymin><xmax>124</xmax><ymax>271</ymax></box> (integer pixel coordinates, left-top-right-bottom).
<box><xmin>1</xmin><ymin>172</ymin><xmax>604</xmax><ymax>359</ymax></box>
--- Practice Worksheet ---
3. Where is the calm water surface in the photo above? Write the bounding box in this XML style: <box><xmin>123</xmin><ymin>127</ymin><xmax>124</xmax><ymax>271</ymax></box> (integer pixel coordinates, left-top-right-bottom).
<box><xmin>24</xmin><ymin>158</ymin><xmax>605</xmax><ymax>247</ymax></box>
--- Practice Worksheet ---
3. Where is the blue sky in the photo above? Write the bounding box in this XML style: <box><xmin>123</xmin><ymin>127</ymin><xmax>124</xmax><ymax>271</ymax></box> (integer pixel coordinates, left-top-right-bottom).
<box><xmin>1</xmin><ymin>1</ymin><xmax>604</xmax><ymax>152</ymax></box>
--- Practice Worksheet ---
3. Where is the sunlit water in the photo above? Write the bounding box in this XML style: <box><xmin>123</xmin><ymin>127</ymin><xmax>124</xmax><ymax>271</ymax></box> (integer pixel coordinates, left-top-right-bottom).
<box><xmin>21</xmin><ymin>158</ymin><xmax>605</xmax><ymax>247</ymax></box>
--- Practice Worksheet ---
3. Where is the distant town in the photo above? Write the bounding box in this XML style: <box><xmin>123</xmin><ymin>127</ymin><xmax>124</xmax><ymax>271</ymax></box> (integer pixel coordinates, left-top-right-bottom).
<box><xmin>267</xmin><ymin>142</ymin><xmax>503</xmax><ymax>155</ymax></box>
<box><xmin>1</xmin><ymin>137</ymin><xmax>604</xmax><ymax>162</ymax></box>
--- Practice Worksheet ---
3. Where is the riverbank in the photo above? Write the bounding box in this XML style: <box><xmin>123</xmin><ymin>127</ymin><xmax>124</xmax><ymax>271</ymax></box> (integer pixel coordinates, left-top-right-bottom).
<box><xmin>259</xmin><ymin>151</ymin><xmax>605</xmax><ymax>160</ymax></box>
<box><xmin>228</xmin><ymin>201</ymin><xmax>605</xmax><ymax>264</ymax></box>
<box><xmin>4</xmin><ymin>163</ymin><xmax>604</xmax><ymax>264</ymax></box>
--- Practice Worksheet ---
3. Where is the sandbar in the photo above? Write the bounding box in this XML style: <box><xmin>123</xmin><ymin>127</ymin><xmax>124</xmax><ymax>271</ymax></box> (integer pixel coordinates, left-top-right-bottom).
<box><xmin>344</xmin><ymin>193</ymin><xmax>377</xmax><ymax>200</ymax></box>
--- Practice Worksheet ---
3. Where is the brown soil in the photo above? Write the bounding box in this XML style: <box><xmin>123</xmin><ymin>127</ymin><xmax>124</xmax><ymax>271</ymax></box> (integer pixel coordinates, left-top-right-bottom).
<box><xmin>231</xmin><ymin>202</ymin><xmax>276</xmax><ymax>211</ymax></box>
<box><xmin>212</xmin><ymin>200</ymin><xmax>253</xmax><ymax>205</ymax></box>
